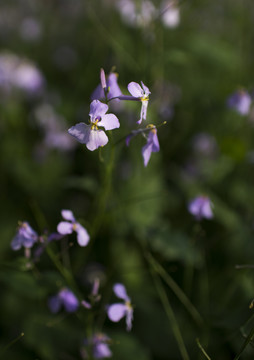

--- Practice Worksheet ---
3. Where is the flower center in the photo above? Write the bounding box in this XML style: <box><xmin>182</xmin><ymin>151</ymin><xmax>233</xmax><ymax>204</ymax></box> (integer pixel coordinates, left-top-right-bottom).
<box><xmin>90</xmin><ymin>116</ymin><xmax>101</xmax><ymax>130</ymax></box>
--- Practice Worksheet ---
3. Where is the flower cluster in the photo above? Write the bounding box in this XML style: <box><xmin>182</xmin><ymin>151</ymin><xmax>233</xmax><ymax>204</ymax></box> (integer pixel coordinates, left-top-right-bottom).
<box><xmin>68</xmin><ymin>68</ymin><xmax>163</xmax><ymax>166</ymax></box>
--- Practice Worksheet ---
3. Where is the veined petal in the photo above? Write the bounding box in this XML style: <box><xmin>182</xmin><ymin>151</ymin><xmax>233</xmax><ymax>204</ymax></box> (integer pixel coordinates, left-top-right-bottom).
<box><xmin>57</xmin><ymin>221</ymin><xmax>73</xmax><ymax>235</ymax></box>
<box><xmin>61</xmin><ymin>209</ymin><xmax>75</xmax><ymax>222</ymax></box>
<box><xmin>128</xmin><ymin>82</ymin><xmax>143</xmax><ymax>97</ymax></box>
<box><xmin>86</xmin><ymin>129</ymin><xmax>108</xmax><ymax>151</ymax></box>
<box><xmin>68</xmin><ymin>122</ymin><xmax>91</xmax><ymax>144</ymax></box>
<box><xmin>75</xmin><ymin>224</ymin><xmax>90</xmax><ymax>246</ymax></box>
<box><xmin>113</xmin><ymin>283</ymin><xmax>130</xmax><ymax>301</ymax></box>
<box><xmin>89</xmin><ymin>100</ymin><xmax>108</xmax><ymax>119</ymax></box>
<box><xmin>100</xmin><ymin>114</ymin><xmax>120</xmax><ymax>130</ymax></box>
<box><xmin>107</xmin><ymin>303</ymin><xmax>127</xmax><ymax>322</ymax></box>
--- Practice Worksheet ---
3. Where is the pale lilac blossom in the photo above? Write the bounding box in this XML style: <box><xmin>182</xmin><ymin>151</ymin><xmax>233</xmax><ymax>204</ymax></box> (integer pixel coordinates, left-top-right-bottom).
<box><xmin>57</xmin><ymin>209</ymin><xmax>90</xmax><ymax>246</ymax></box>
<box><xmin>11</xmin><ymin>221</ymin><xmax>38</xmax><ymax>250</ymax></box>
<box><xmin>68</xmin><ymin>100</ymin><xmax>120</xmax><ymax>151</ymax></box>
<box><xmin>128</xmin><ymin>81</ymin><xmax>151</xmax><ymax>124</ymax></box>
<box><xmin>48</xmin><ymin>288</ymin><xmax>79</xmax><ymax>313</ymax></box>
<box><xmin>188</xmin><ymin>196</ymin><xmax>213</xmax><ymax>220</ymax></box>
<box><xmin>107</xmin><ymin>283</ymin><xmax>133</xmax><ymax>331</ymax></box>
<box><xmin>142</xmin><ymin>126</ymin><xmax>160</xmax><ymax>166</ymax></box>
<box><xmin>82</xmin><ymin>333</ymin><xmax>112</xmax><ymax>359</ymax></box>
<box><xmin>161</xmin><ymin>1</ymin><xmax>180</xmax><ymax>28</ymax></box>
<box><xmin>227</xmin><ymin>90</ymin><xmax>252</xmax><ymax>115</ymax></box>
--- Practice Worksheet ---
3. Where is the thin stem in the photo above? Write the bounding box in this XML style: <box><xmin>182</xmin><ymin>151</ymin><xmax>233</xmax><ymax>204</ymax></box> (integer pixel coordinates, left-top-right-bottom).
<box><xmin>233</xmin><ymin>325</ymin><xmax>254</xmax><ymax>360</ymax></box>
<box><xmin>146</xmin><ymin>252</ymin><xmax>203</xmax><ymax>327</ymax></box>
<box><xmin>148</xmin><ymin>257</ymin><xmax>190</xmax><ymax>360</ymax></box>
<box><xmin>196</xmin><ymin>338</ymin><xmax>211</xmax><ymax>360</ymax></box>
<box><xmin>0</xmin><ymin>332</ymin><xmax>24</xmax><ymax>356</ymax></box>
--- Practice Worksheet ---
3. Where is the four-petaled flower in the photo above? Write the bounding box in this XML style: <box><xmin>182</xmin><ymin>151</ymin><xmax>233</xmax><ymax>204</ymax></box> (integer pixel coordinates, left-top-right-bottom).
<box><xmin>107</xmin><ymin>283</ymin><xmax>133</xmax><ymax>331</ymax></box>
<box><xmin>57</xmin><ymin>209</ymin><xmax>90</xmax><ymax>246</ymax></box>
<box><xmin>68</xmin><ymin>100</ymin><xmax>120</xmax><ymax>151</ymax></box>
<box><xmin>127</xmin><ymin>81</ymin><xmax>151</xmax><ymax>124</ymax></box>
<box><xmin>82</xmin><ymin>333</ymin><xmax>112</xmax><ymax>359</ymax></box>
<box><xmin>48</xmin><ymin>288</ymin><xmax>79</xmax><ymax>313</ymax></box>
<box><xmin>11</xmin><ymin>221</ymin><xmax>38</xmax><ymax>250</ymax></box>
<box><xmin>188</xmin><ymin>196</ymin><xmax>213</xmax><ymax>221</ymax></box>
<box><xmin>142</xmin><ymin>125</ymin><xmax>160</xmax><ymax>166</ymax></box>
<box><xmin>227</xmin><ymin>89</ymin><xmax>252</xmax><ymax>115</ymax></box>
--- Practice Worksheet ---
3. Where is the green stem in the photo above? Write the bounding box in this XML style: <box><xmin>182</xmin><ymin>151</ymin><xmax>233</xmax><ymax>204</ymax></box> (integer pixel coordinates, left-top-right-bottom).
<box><xmin>196</xmin><ymin>338</ymin><xmax>211</xmax><ymax>360</ymax></box>
<box><xmin>233</xmin><ymin>325</ymin><xmax>254</xmax><ymax>360</ymax></box>
<box><xmin>0</xmin><ymin>332</ymin><xmax>24</xmax><ymax>356</ymax></box>
<box><xmin>146</xmin><ymin>252</ymin><xmax>203</xmax><ymax>327</ymax></box>
<box><xmin>148</xmin><ymin>257</ymin><xmax>190</xmax><ymax>360</ymax></box>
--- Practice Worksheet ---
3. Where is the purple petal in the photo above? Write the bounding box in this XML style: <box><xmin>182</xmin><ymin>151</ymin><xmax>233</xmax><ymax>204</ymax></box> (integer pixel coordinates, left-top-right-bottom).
<box><xmin>86</xmin><ymin>129</ymin><xmax>108</xmax><ymax>151</ymax></box>
<box><xmin>68</xmin><ymin>122</ymin><xmax>91</xmax><ymax>144</ymax></box>
<box><xmin>99</xmin><ymin>114</ymin><xmax>120</xmax><ymax>130</ymax></box>
<box><xmin>57</xmin><ymin>221</ymin><xmax>73</xmax><ymax>235</ymax></box>
<box><xmin>89</xmin><ymin>100</ymin><xmax>108</xmax><ymax>119</ymax></box>
<box><xmin>128</xmin><ymin>82</ymin><xmax>143</xmax><ymax>97</ymax></box>
<box><xmin>126</xmin><ymin>307</ymin><xmax>134</xmax><ymax>331</ymax></box>
<box><xmin>59</xmin><ymin>288</ymin><xmax>79</xmax><ymax>312</ymax></box>
<box><xmin>94</xmin><ymin>343</ymin><xmax>112</xmax><ymax>358</ymax></box>
<box><xmin>201</xmin><ymin>199</ymin><xmax>213</xmax><ymax>219</ymax></box>
<box><xmin>107</xmin><ymin>303</ymin><xmax>127</xmax><ymax>322</ymax></box>
<box><xmin>61</xmin><ymin>209</ymin><xmax>75</xmax><ymax>222</ymax></box>
<box><xmin>11</xmin><ymin>234</ymin><xmax>22</xmax><ymax>251</ymax></box>
<box><xmin>48</xmin><ymin>295</ymin><xmax>61</xmax><ymax>313</ymax></box>
<box><xmin>107</xmin><ymin>72</ymin><xmax>122</xmax><ymax>99</ymax></box>
<box><xmin>141</xmin><ymin>81</ymin><xmax>151</xmax><ymax>96</ymax></box>
<box><xmin>91</xmin><ymin>83</ymin><xmax>104</xmax><ymax>101</ymax></box>
<box><xmin>142</xmin><ymin>142</ymin><xmax>153</xmax><ymax>167</ymax></box>
<box><xmin>81</xmin><ymin>300</ymin><xmax>92</xmax><ymax>309</ymax></box>
<box><xmin>75</xmin><ymin>223</ymin><xmax>90</xmax><ymax>246</ymax></box>
<box><xmin>138</xmin><ymin>100</ymin><xmax>149</xmax><ymax>124</ymax></box>
<box><xmin>113</xmin><ymin>283</ymin><xmax>129</xmax><ymax>301</ymax></box>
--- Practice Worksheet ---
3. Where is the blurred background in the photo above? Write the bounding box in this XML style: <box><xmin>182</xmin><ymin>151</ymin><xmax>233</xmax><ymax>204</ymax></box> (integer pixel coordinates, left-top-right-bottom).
<box><xmin>1</xmin><ymin>0</ymin><xmax>254</xmax><ymax>359</ymax></box>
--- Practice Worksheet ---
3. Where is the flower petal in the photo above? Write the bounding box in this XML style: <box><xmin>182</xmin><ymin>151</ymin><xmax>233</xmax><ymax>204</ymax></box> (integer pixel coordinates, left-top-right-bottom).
<box><xmin>99</xmin><ymin>114</ymin><xmax>120</xmax><ymax>130</ymax></box>
<box><xmin>86</xmin><ymin>129</ymin><xmax>108</xmax><ymax>151</ymax></box>
<box><xmin>48</xmin><ymin>295</ymin><xmax>61</xmax><ymax>313</ymax></box>
<box><xmin>141</xmin><ymin>81</ymin><xmax>151</xmax><ymax>96</ymax></box>
<box><xmin>75</xmin><ymin>223</ymin><xmax>90</xmax><ymax>246</ymax></box>
<box><xmin>142</xmin><ymin>142</ymin><xmax>153</xmax><ymax>167</ymax></box>
<box><xmin>89</xmin><ymin>100</ymin><xmax>108</xmax><ymax>119</ymax></box>
<box><xmin>113</xmin><ymin>283</ymin><xmax>129</xmax><ymax>301</ymax></box>
<box><xmin>11</xmin><ymin>234</ymin><xmax>22</xmax><ymax>251</ymax></box>
<box><xmin>68</xmin><ymin>122</ymin><xmax>91</xmax><ymax>144</ymax></box>
<box><xmin>57</xmin><ymin>221</ymin><xmax>73</xmax><ymax>235</ymax></box>
<box><xmin>107</xmin><ymin>303</ymin><xmax>127</xmax><ymax>322</ymax></box>
<box><xmin>94</xmin><ymin>343</ymin><xmax>112</xmax><ymax>358</ymax></box>
<box><xmin>126</xmin><ymin>308</ymin><xmax>134</xmax><ymax>331</ymax></box>
<box><xmin>59</xmin><ymin>288</ymin><xmax>79</xmax><ymax>312</ymax></box>
<box><xmin>61</xmin><ymin>209</ymin><xmax>75</xmax><ymax>222</ymax></box>
<box><xmin>127</xmin><ymin>82</ymin><xmax>143</xmax><ymax>97</ymax></box>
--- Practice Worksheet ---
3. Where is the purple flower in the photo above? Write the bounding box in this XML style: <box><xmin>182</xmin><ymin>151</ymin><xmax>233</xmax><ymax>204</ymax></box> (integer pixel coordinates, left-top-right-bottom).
<box><xmin>127</xmin><ymin>81</ymin><xmax>151</xmax><ymax>124</ymax></box>
<box><xmin>57</xmin><ymin>209</ymin><xmax>90</xmax><ymax>247</ymax></box>
<box><xmin>68</xmin><ymin>100</ymin><xmax>120</xmax><ymax>151</ymax></box>
<box><xmin>107</xmin><ymin>283</ymin><xmax>133</xmax><ymax>331</ymax></box>
<box><xmin>91</xmin><ymin>72</ymin><xmax>122</xmax><ymax>101</ymax></box>
<box><xmin>188</xmin><ymin>196</ymin><xmax>213</xmax><ymax>221</ymax></box>
<box><xmin>48</xmin><ymin>288</ymin><xmax>79</xmax><ymax>313</ymax></box>
<box><xmin>82</xmin><ymin>333</ymin><xmax>112</xmax><ymax>359</ymax></box>
<box><xmin>142</xmin><ymin>126</ymin><xmax>160</xmax><ymax>166</ymax></box>
<box><xmin>227</xmin><ymin>90</ymin><xmax>252</xmax><ymax>115</ymax></box>
<box><xmin>11</xmin><ymin>221</ymin><xmax>38</xmax><ymax>250</ymax></box>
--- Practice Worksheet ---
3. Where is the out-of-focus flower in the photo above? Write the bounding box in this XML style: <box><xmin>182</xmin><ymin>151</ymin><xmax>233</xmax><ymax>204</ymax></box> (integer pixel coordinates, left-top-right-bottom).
<box><xmin>57</xmin><ymin>210</ymin><xmax>90</xmax><ymax>247</ymax></box>
<box><xmin>48</xmin><ymin>288</ymin><xmax>79</xmax><ymax>313</ymax></box>
<box><xmin>11</xmin><ymin>221</ymin><xmax>38</xmax><ymax>250</ymax></box>
<box><xmin>142</xmin><ymin>126</ymin><xmax>160</xmax><ymax>166</ymax></box>
<box><xmin>191</xmin><ymin>132</ymin><xmax>218</xmax><ymax>158</ymax></box>
<box><xmin>81</xmin><ymin>278</ymin><xmax>101</xmax><ymax>309</ymax></box>
<box><xmin>116</xmin><ymin>0</ymin><xmax>156</xmax><ymax>28</ymax></box>
<box><xmin>20</xmin><ymin>17</ymin><xmax>42</xmax><ymax>41</ymax></box>
<box><xmin>34</xmin><ymin>103</ymin><xmax>77</xmax><ymax>151</ymax></box>
<box><xmin>82</xmin><ymin>333</ymin><xmax>112</xmax><ymax>359</ymax></box>
<box><xmin>227</xmin><ymin>89</ymin><xmax>252</xmax><ymax>115</ymax></box>
<box><xmin>91</xmin><ymin>71</ymin><xmax>122</xmax><ymax>102</ymax></box>
<box><xmin>160</xmin><ymin>1</ymin><xmax>180</xmax><ymax>28</ymax></box>
<box><xmin>107</xmin><ymin>283</ymin><xmax>133</xmax><ymax>331</ymax></box>
<box><xmin>68</xmin><ymin>100</ymin><xmax>120</xmax><ymax>151</ymax></box>
<box><xmin>188</xmin><ymin>196</ymin><xmax>213</xmax><ymax>221</ymax></box>
<box><xmin>0</xmin><ymin>53</ymin><xmax>44</xmax><ymax>96</ymax></box>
